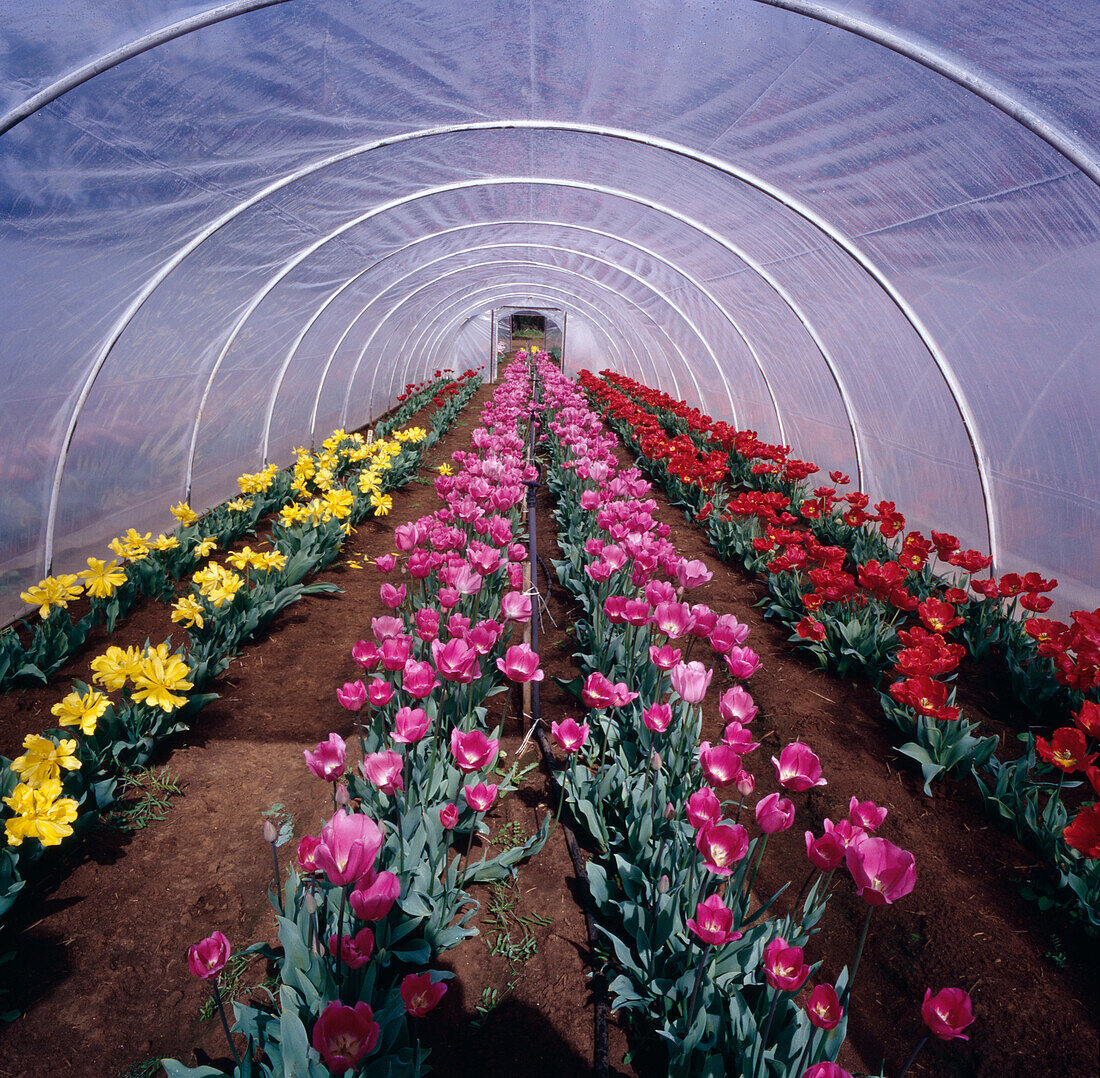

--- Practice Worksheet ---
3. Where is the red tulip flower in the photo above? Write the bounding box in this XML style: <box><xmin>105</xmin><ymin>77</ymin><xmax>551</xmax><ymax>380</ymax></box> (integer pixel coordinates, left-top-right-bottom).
<box><xmin>804</xmin><ymin>983</ymin><xmax>843</xmax><ymax>1030</ymax></box>
<box><xmin>1063</xmin><ymin>801</ymin><xmax>1100</xmax><ymax>857</ymax></box>
<box><xmin>311</xmin><ymin>1000</ymin><xmax>380</xmax><ymax>1073</ymax></box>
<box><xmin>921</xmin><ymin>987</ymin><xmax>975</xmax><ymax>1040</ymax></box>
<box><xmin>1036</xmin><ymin>727</ymin><xmax>1096</xmax><ymax>772</ymax></box>
<box><xmin>401</xmin><ymin>972</ymin><xmax>448</xmax><ymax>1017</ymax></box>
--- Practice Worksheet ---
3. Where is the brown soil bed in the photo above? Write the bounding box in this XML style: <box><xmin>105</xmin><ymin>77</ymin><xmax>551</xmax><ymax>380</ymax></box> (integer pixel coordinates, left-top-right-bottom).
<box><xmin>0</xmin><ymin>381</ymin><xmax>1095</xmax><ymax>1078</ymax></box>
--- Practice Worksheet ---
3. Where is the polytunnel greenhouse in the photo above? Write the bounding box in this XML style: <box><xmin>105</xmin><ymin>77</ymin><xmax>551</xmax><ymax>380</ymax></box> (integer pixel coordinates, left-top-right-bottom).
<box><xmin>0</xmin><ymin>2</ymin><xmax>1097</xmax><ymax>1076</ymax></box>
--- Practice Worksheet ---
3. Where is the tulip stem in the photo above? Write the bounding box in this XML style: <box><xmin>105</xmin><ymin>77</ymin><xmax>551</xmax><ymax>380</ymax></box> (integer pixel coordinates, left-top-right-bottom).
<box><xmin>269</xmin><ymin>840</ymin><xmax>282</xmax><ymax>914</ymax></box>
<box><xmin>685</xmin><ymin>942</ymin><xmax>712</xmax><ymax>1032</ymax></box>
<box><xmin>211</xmin><ymin>981</ymin><xmax>242</xmax><ymax>1067</ymax></box>
<box><xmin>759</xmin><ymin>988</ymin><xmax>781</xmax><ymax>1066</ymax></box>
<box><xmin>842</xmin><ymin>905</ymin><xmax>874</xmax><ymax>1008</ymax></box>
<box><xmin>897</xmin><ymin>1034</ymin><xmax>929</xmax><ymax>1078</ymax></box>
<box><xmin>334</xmin><ymin>885</ymin><xmax>348</xmax><ymax>995</ymax></box>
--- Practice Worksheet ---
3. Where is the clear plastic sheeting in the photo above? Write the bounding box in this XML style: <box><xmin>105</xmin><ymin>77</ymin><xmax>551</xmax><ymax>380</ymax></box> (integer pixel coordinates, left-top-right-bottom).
<box><xmin>1</xmin><ymin>0</ymin><xmax>1098</xmax><ymax>623</ymax></box>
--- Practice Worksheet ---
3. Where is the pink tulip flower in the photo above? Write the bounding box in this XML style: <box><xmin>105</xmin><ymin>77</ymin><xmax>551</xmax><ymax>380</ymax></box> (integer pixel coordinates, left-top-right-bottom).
<box><xmin>804</xmin><ymin>829</ymin><xmax>846</xmax><ymax>871</ymax></box>
<box><xmin>367</xmin><ymin>678</ymin><xmax>393</xmax><ymax>708</ymax></box>
<box><xmin>466</xmin><ymin>620</ymin><xmax>503</xmax><ymax>654</ymax></box>
<box><xmin>187</xmin><ymin>931</ymin><xmax>231</xmax><ymax>980</ymax></box>
<box><xmin>823</xmin><ymin>818</ymin><xmax>866</xmax><ymax>850</ymax></box>
<box><xmin>721</xmin><ymin>721</ymin><xmax>760</xmax><ymax>755</ymax></box>
<box><xmin>763</xmin><ymin>936</ymin><xmax>811</xmax><ymax>992</ymax></box>
<box><xmin>686</xmin><ymin>787</ymin><xmax>721</xmax><ymax>830</ymax></box>
<box><xmin>670</xmin><ymin>660</ymin><xmax>713</xmax><ymax>704</ymax></box>
<box><xmin>699</xmin><ymin>742</ymin><xmax>742</xmax><ymax>787</ymax></box>
<box><xmin>379</xmin><ymin>635</ymin><xmax>413</xmax><ymax>671</ymax></box>
<box><xmin>648</xmin><ymin>644</ymin><xmax>682</xmax><ymax>671</ymax></box>
<box><xmin>848</xmin><ymin>796</ymin><xmax>888</xmax><ymax>832</ymax></box>
<box><xmin>373</xmin><ymin>554</ymin><xmax>396</xmax><ymax>573</ymax></box>
<box><xmin>304</xmin><ymin>733</ymin><xmax>347</xmax><ymax>782</ymax></box>
<box><xmin>582</xmin><ymin>671</ymin><xmax>615</xmax><ymax>709</ymax></box>
<box><xmin>414</xmin><ymin>607</ymin><xmax>440</xmax><ymax>642</ymax></box>
<box><xmin>337</xmin><ymin>680</ymin><xmax>366</xmax><ymax>711</ymax></box>
<box><xmin>450</xmin><ymin>728</ymin><xmax>499</xmax><ymax>773</ymax></box>
<box><xmin>686</xmin><ymin>893</ymin><xmax>742</xmax><ymax>946</ymax></box>
<box><xmin>401</xmin><ymin>659</ymin><xmax>439</xmax><ymax>700</ymax></box>
<box><xmin>394</xmin><ymin>522</ymin><xmax>422</xmax><ymax>551</ymax></box>
<box><xmin>401</xmin><ymin>972</ymin><xmax>448</xmax><ymax>1017</ymax></box>
<box><xmin>349</xmin><ymin>870</ymin><xmax>401</xmax><ymax>921</ymax></box>
<box><xmin>652</xmin><ymin>601</ymin><xmax>695</xmax><ymax>639</ymax></box>
<box><xmin>709</xmin><ymin>614</ymin><xmax>751</xmax><ymax>653</ymax></box>
<box><xmin>609</xmin><ymin>681</ymin><xmax>639</xmax><ymax>708</ymax></box>
<box><xmin>295</xmin><ymin>835</ymin><xmax>322</xmax><ymax>873</ymax></box>
<box><xmin>351</xmin><ymin>640</ymin><xmax>380</xmax><ymax>669</ymax></box>
<box><xmin>311</xmin><ymin>1000</ymin><xmax>380</xmax><ymax>1073</ymax></box>
<box><xmin>439</xmin><ymin>803</ymin><xmax>458</xmax><ymax>829</ymax></box>
<box><xmin>438</xmin><ymin>586</ymin><xmax>461</xmax><ymax>609</ymax></box>
<box><xmin>805</xmin><ymin>983</ymin><xmax>844</xmax><ymax>1030</ymax></box>
<box><xmin>507</xmin><ymin>563</ymin><xmax>524</xmax><ymax>589</ymax></box>
<box><xmin>675</xmin><ymin>558</ymin><xmax>713</xmax><ymax>589</ymax></box>
<box><xmin>551</xmin><ymin>718</ymin><xmax>590</xmax><ymax>754</ymax></box>
<box><xmin>921</xmin><ymin>987</ymin><xmax>975</xmax><ymax>1041</ymax></box>
<box><xmin>431</xmin><ymin>638</ymin><xmax>481</xmax><ymax>683</ymax></box>
<box><xmin>362</xmin><ymin>751</ymin><xmax>404</xmax><ymax>795</ymax></box>
<box><xmin>735</xmin><ymin>770</ymin><xmax>755</xmax><ymax>797</ymax></box>
<box><xmin>501</xmin><ymin>590</ymin><xmax>533</xmax><ymax>622</ymax></box>
<box><xmin>719</xmin><ymin>685</ymin><xmax>757</xmax><ymax>725</ymax></box>
<box><xmin>379</xmin><ymin>582</ymin><xmax>406</xmax><ymax>609</ymax></box>
<box><xmin>328</xmin><ymin>926</ymin><xmax>375</xmax><ymax>969</ymax></box>
<box><xmin>371</xmin><ymin>616</ymin><xmax>405</xmax><ymax>641</ymax></box>
<box><xmin>463</xmin><ymin>781</ymin><xmax>499</xmax><ymax>812</ymax></box>
<box><xmin>688</xmin><ymin>604</ymin><xmax>718</xmax><ymax>638</ymax></box>
<box><xmin>695</xmin><ymin>820</ymin><xmax>749</xmax><ymax>876</ymax></box>
<box><xmin>452</xmin><ymin>565</ymin><xmax>483</xmax><ymax>596</ymax></box>
<box><xmin>496</xmin><ymin>644</ymin><xmax>543</xmax><ymax>683</ymax></box>
<box><xmin>392</xmin><ymin>706</ymin><xmax>429</xmax><ymax>744</ymax></box>
<box><xmin>845</xmin><ymin>836</ymin><xmax>917</xmax><ymax>906</ymax></box>
<box><xmin>622</xmin><ymin>599</ymin><xmax>651</xmax><ymax>627</ymax></box>
<box><xmin>772</xmin><ymin>742</ymin><xmax>827</xmax><ymax>791</ymax></box>
<box><xmin>312</xmin><ymin>810</ymin><xmax>383</xmax><ymax>886</ymax></box>
<box><xmin>802</xmin><ymin>1063</ymin><xmax>854</xmax><ymax>1078</ymax></box>
<box><xmin>725</xmin><ymin>645</ymin><xmax>762</xmax><ymax>679</ymax></box>
<box><xmin>755</xmin><ymin>792</ymin><xmax>795</xmax><ymax>834</ymax></box>
<box><xmin>643</xmin><ymin>702</ymin><xmax>672</xmax><ymax>733</ymax></box>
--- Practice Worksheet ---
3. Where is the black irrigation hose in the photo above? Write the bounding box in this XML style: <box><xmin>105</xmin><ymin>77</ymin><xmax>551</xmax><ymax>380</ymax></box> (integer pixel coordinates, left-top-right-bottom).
<box><xmin>525</xmin><ymin>419</ymin><xmax>611</xmax><ymax>1078</ymax></box>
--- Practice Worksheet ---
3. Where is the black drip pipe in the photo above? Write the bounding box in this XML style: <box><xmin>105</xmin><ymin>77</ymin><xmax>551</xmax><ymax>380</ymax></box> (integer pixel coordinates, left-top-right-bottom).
<box><xmin>524</xmin><ymin>376</ymin><xmax>611</xmax><ymax>1078</ymax></box>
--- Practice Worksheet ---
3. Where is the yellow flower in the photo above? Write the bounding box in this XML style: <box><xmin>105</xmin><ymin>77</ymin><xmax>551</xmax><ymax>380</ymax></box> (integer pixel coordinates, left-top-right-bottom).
<box><xmin>437</xmin><ymin>462</ymin><xmax>453</xmax><ymax>476</ymax></box>
<box><xmin>20</xmin><ymin>574</ymin><xmax>84</xmax><ymax>618</ymax></box>
<box><xmin>193</xmin><ymin>563</ymin><xmax>244</xmax><ymax>607</ymax></box>
<box><xmin>279</xmin><ymin>502</ymin><xmax>310</xmax><ymax>526</ymax></box>
<box><xmin>131</xmin><ymin>652</ymin><xmax>193</xmax><ymax>712</ymax></box>
<box><xmin>252</xmin><ymin>550</ymin><xmax>287</xmax><ymax>573</ymax></box>
<box><xmin>322</xmin><ymin>429</ymin><xmax>348</xmax><ymax>450</ymax></box>
<box><xmin>51</xmin><ymin>688</ymin><xmax>110</xmax><ymax>735</ymax></box>
<box><xmin>171</xmin><ymin>594</ymin><xmax>205</xmax><ymax>629</ymax></box>
<box><xmin>11</xmin><ymin>735</ymin><xmax>81</xmax><ymax>788</ymax></box>
<box><xmin>90</xmin><ymin>644</ymin><xmax>143</xmax><ymax>691</ymax></box>
<box><xmin>313</xmin><ymin>468</ymin><xmax>334</xmax><ymax>492</ymax></box>
<box><xmin>370</xmin><ymin>493</ymin><xmax>393</xmax><ymax>517</ymax></box>
<box><xmin>358</xmin><ymin>471</ymin><xmax>382</xmax><ymax>495</ymax></box>
<box><xmin>225</xmin><ymin>546</ymin><xmax>260</xmax><ymax>571</ymax></box>
<box><xmin>193</xmin><ymin>536</ymin><xmax>218</xmax><ymax>558</ymax></box>
<box><xmin>400</xmin><ymin>426</ymin><xmax>426</xmax><ymax>443</ymax></box>
<box><xmin>225</xmin><ymin>498</ymin><xmax>252</xmax><ymax>512</ymax></box>
<box><xmin>170</xmin><ymin>501</ymin><xmax>199</xmax><ymax>526</ymax></box>
<box><xmin>78</xmin><ymin>557</ymin><xmax>127</xmax><ymax>599</ymax></box>
<box><xmin>108</xmin><ymin>528</ymin><xmax>152</xmax><ymax>561</ymax></box>
<box><xmin>322</xmin><ymin>489</ymin><xmax>355</xmax><ymax>520</ymax></box>
<box><xmin>149</xmin><ymin>533</ymin><xmax>180</xmax><ymax>551</ymax></box>
<box><xmin>4</xmin><ymin>779</ymin><xmax>79</xmax><ymax>847</ymax></box>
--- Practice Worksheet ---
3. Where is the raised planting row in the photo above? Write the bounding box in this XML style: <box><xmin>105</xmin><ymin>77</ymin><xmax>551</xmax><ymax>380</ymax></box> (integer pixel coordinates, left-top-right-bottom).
<box><xmin>0</xmin><ymin>372</ymin><xmax>483</xmax><ymax>972</ymax></box>
<box><xmin>582</xmin><ymin>370</ymin><xmax>1100</xmax><ymax>930</ymax></box>
<box><xmin>165</xmin><ymin>358</ymin><xmax>559</xmax><ymax>1076</ymax></box>
<box><xmin>531</xmin><ymin>355</ymin><xmax>970</xmax><ymax>1078</ymax></box>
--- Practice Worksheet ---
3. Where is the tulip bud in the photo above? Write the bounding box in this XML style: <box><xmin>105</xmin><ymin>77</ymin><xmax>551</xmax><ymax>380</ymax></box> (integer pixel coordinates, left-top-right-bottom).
<box><xmin>664</xmin><ymin>801</ymin><xmax>676</xmax><ymax>820</ymax></box>
<box><xmin>303</xmin><ymin>891</ymin><xmax>319</xmax><ymax>915</ymax></box>
<box><xmin>335</xmin><ymin>783</ymin><xmax>350</xmax><ymax>806</ymax></box>
<box><xmin>657</xmin><ymin>874</ymin><xmax>670</xmax><ymax>895</ymax></box>
<box><xmin>650</xmin><ymin>750</ymin><xmax>662</xmax><ymax>772</ymax></box>
<box><xmin>263</xmin><ymin>819</ymin><xmax>278</xmax><ymax>844</ymax></box>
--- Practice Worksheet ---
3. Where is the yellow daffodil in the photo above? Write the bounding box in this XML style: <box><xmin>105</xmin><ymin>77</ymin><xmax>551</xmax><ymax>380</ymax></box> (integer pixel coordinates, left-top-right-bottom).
<box><xmin>20</xmin><ymin>574</ymin><xmax>84</xmax><ymax>618</ymax></box>
<box><xmin>193</xmin><ymin>536</ymin><xmax>218</xmax><ymax>558</ymax></box>
<box><xmin>370</xmin><ymin>493</ymin><xmax>393</xmax><ymax>517</ymax></box>
<box><xmin>51</xmin><ymin>688</ymin><xmax>110</xmax><ymax>735</ymax></box>
<box><xmin>149</xmin><ymin>533</ymin><xmax>180</xmax><ymax>551</ymax></box>
<box><xmin>170</xmin><ymin>501</ymin><xmax>199</xmax><ymax>525</ymax></box>
<box><xmin>11</xmin><ymin>735</ymin><xmax>81</xmax><ymax>788</ymax></box>
<box><xmin>78</xmin><ymin>557</ymin><xmax>127</xmax><ymax>599</ymax></box>
<box><xmin>90</xmin><ymin>644</ymin><xmax>143</xmax><ymax>691</ymax></box>
<box><xmin>171</xmin><ymin>594</ymin><xmax>205</xmax><ymax>629</ymax></box>
<box><xmin>131</xmin><ymin>651</ymin><xmax>193</xmax><ymax>712</ymax></box>
<box><xmin>4</xmin><ymin>778</ymin><xmax>79</xmax><ymax>847</ymax></box>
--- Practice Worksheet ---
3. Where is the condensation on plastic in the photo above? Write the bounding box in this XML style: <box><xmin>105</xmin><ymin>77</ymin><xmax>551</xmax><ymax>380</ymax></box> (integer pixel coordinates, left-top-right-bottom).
<box><xmin>1</xmin><ymin>0</ymin><xmax>1099</xmax><ymax>624</ymax></box>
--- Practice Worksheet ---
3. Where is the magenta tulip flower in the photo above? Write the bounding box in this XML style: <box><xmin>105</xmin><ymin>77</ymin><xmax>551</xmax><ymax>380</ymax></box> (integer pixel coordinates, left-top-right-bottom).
<box><xmin>670</xmin><ymin>660</ymin><xmax>713</xmax><ymax>704</ymax></box>
<box><xmin>394</xmin><ymin>522</ymin><xmax>422</xmax><ymax>551</ymax></box>
<box><xmin>686</xmin><ymin>893</ymin><xmax>742</xmax><ymax>946</ymax></box>
<box><xmin>725</xmin><ymin>645</ymin><xmax>762</xmax><ymax>679</ymax></box>
<box><xmin>401</xmin><ymin>659</ymin><xmax>439</xmax><ymax>700</ymax></box>
<box><xmin>675</xmin><ymin>558</ymin><xmax>713</xmax><ymax>589</ymax></box>
<box><xmin>313</xmin><ymin>809</ymin><xmax>383</xmax><ymax>886</ymax></box>
<box><xmin>337</xmin><ymin>680</ymin><xmax>366</xmax><ymax>711</ymax></box>
<box><xmin>311</xmin><ymin>1000</ymin><xmax>380</xmax><ymax>1073</ymax></box>
<box><xmin>349</xmin><ymin>870</ymin><xmax>401</xmax><ymax>921</ymax></box>
<box><xmin>695</xmin><ymin>820</ymin><xmax>749</xmax><ymax>876</ymax></box>
<box><xmin>802</xmin><ymin>1064</ymin><xmax>854</xmax><ymax>1078</ymax></box>
<box><xmin>719</xmin><ymin>685</ymin><xmax>757</xmax><ymax>725</ymax></box>
<box><xmin>379</xmin><ymin>635</ymin><xmax>413</xmax><ymax>671</ymax></box>
<box><xmin>187</xmin><ymin>931</ymin><xmax>231</xmax><ymax>980</ymax></box>
<box><xmin>772</xmin><ymin>742</ymin><xmax>827</xmax><ymax>792</ymax></box>
<box><xmin>379</xmin><ymin>582</ymin><xmax>406</xmax><ymax>609</ymax></box>
<box><xmin>328</xmin><ymin>926</ymin><xmax>375</xmax><ymax>969</ymax></box>
<box><xmin>414</xmin><ymin>607</ymin><xmax>440</xmax><ymax>642</ymax></box>
<box><xmin>763</xmin><ymin>936</ymin><xmax>811</xmax><ymax>992</ymax></box>
<box><xmin>722</xmin><ymin>721</ymin><xmax>760</xmax><ymax>755</ymax></box>
<box><xmin>921</xmin><ymin>987</ymin><xmax>975</xmax><ymax>1040</ymax></box>
<box><xmin>439</xmin><ymin>803</ymin><xmax>458</xmax><ymax>829</ymax></box>
<box><xmin>304</xmin><ymin>733</ymin><xmax>347</xmax><ymax>782</ymax></box>
<box><xmin>755</xmin><ymin>792</ymin><xmax>795</xmax><ymax>834</ymax></box>
<box><xmin>643</xmin><ymin>702</ymin><xmax>672</xmax><ymax>733</ymax></box>
<box><xmin>431</xmin><ymin>637</ymin><xmax>481</xmax><ymax>683</ymax></box>
<box><xmin>361</xmin><ymin>750</ymin><xmax>404</xmax><ymax>795</ymax></box>
<box><xmin>450</xmin><ymin>728</ymin><xmax>499</xmax><ymax>773</ymax></box>
<box><xmin>500</xmin><ymin>590</ymin><xmax>532</xmax><ymax>622</ymax></box>
<box><xmin>804</xmin><ymin>829</ymin><xmax>846</xmax><ymax>871</ymax></box>
<box><xmin>652</xmin><ymin>601</ymin><xmax>695</xmax><ymax>639</ymax></box>
<box><xmin>622</xmin><ymin>599</ymin><xmax>651</xmax><ymax>627</ymax></box>
<box><xmin>823</xmin><ymin>817</ymin><xmax>866</xmax><ymax>850</ymax></box>
<box><xmin>699</xmin><ymin>741</ymin><xmax>742</xmax><ymax>787</ymax></box>
<box><xmin>351</xmin><ymin>639</ymin><xmax>380</xmax><ymax>670</ymax></box>
<box><xmin>392</xmin><ymin>706</ymin><xmax>429</xmax><ymax>744</ymax></box>
<box><xmin>848</xmin><ymin>796</ymin><xmax>888</xmax><ymax>832</ymax></box>
<box><xmin>463</xmin><ymin>781</ymin><xmax>499</xmax><ymax>812</ymax></box>
<box><xmin>686</xmin><ymin>787</ymin><xmax>721</xmax><ymax>830</ymax></box>
<box><xmin>295</xmin><ymin>834</ymin><xmax>322</xmax><ymax>873</ymax></box>
<box><xmin>401</xmin><ymin>972</ymin><xmax>448</xmax><ymax>1017</ymax></box>
<box><xmin>845</xmin><ymin>836</ymin><xmax>916</xmax><ymax>906</ymax></box>
<box><xmin>371</xmin><ymin>615</ymin><xmax>405</xmax><ymax>641</ymax></box>
<box><xmin>581</xmin><ymin>671</ymin><xmax>615</xmax><ymax>709</ymax></box>
<box><xmin>496</xmin><ymin>644</ymin><xmax>544</xmax><ymax>683</ymax></box>
<box><xmin>805</xmin><ymin>983</ymin><xmax>843</xmax><ymax>1030</ymax></box>
<box><xmin>551</xmin><ymin>717</ymin><xmax>590</xmax><ymax>755</ymax></box>
<box><xmin>373</xmin><ymin>553</ymin><xmax>396</xmax><ymax>573</ymax></box>
<box><xmin>648</xmin><ymin>643</ymin><xmax>682</xmax><ymax>671</ymax></box>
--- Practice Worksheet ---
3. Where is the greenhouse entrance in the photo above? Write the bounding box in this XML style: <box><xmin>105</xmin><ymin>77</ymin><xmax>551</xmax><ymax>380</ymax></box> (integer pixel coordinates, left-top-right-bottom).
<box><xmin>492</xmin><ymin>306</ymin><xmax>565</xmax><ymax>377</ymax></box>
